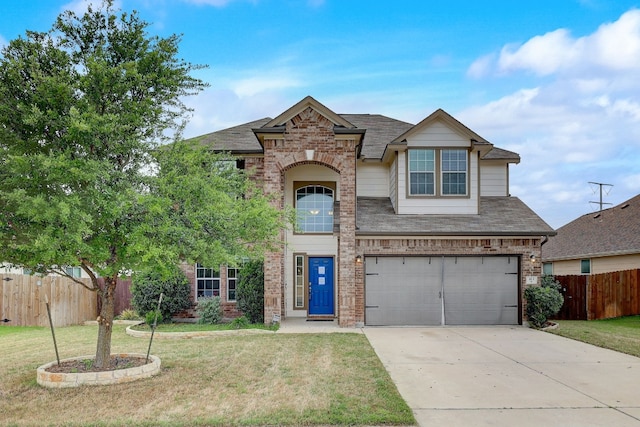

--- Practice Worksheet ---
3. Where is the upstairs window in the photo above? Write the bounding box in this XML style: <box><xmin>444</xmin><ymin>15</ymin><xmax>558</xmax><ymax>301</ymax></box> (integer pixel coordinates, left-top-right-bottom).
<box><xmin>441</xmin><ymin>149</ymin><xmax>467</xmax><ymax>195</ymax></box>
<box><xmin>580</xmin><ymin>259</ymin><xmax>591</xmax><ymax>275</ymax></box>
<box><xmin>408</xmin><ymin>149</ymin><xmax>468</xmax><ymax>196</ymax></box>
<box><xmin>296</xmin><ymin>185</ymin><xmax>334</xmax><ymax>233</ymax></box>
<box><xmin>408</xmin><ymin>149</ymin><xmax>435</xmax><ymax>195</ymax></box>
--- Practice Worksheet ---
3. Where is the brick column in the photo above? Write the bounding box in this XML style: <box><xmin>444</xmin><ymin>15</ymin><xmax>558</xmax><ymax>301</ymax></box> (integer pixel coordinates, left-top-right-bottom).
<box><xmin>262</xmin><ymin>139</ymin><xmax>284</xmax><ymax>325</ymax></box>
<box><xmin>337</xmin><ymin>144</ymin><xmax>357</xmax><ymax>327</ymax></box>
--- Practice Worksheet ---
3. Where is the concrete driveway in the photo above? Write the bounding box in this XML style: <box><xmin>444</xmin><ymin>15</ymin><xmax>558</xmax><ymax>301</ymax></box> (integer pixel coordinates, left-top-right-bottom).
<box><xmin>363</xmin><ymin>326</ymin><xmax>640</xmax><ymax>427</ymax></box>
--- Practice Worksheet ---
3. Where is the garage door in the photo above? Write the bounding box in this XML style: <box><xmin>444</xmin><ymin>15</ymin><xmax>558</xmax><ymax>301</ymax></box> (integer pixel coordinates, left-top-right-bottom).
<box><xmin>365</xmin><ymin>256</ymin><xmax>519</xmax><ymax>326</ymax></box>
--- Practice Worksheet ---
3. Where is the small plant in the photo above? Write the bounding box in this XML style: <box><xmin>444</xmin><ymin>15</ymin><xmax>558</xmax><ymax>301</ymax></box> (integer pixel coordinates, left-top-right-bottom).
<box><xmin>196</xmin><ymin>297</ymin><xmax>223</xmax><ymax>324</ymax></box>
<box><xmin>117</xmin><ymin>309</ymin><xmax>142</xmax><ymax>321</ymax></box>
<box><xmin>145</xmin><ymin>310</ymin><xmax>164</xmax><ymax>327</ymax></box>
<box><xmin>82</xmin><ymin>359</ymin><xmax>94</xmax><ymax>370</ymax></box>
<box><xmin>230</xmin><ymin>315</ymin><xmax>250</xmax><ymax>329</ymax></box>
<box><xmin>525</xmin><ymin>276</ymin><xmax>564</xmax><ymax>328</ymax></box>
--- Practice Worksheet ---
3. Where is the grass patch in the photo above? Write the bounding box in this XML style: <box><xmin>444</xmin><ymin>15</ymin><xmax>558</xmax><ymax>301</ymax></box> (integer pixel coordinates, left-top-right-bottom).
<box><xmin>0</xmin><ymin>325</ymin><xmax>45</xmax><ymax>337</ymax></box>
<box><xmin>548</xmin><ymin>315</ymin><xmax>640</xmax><ymax>357</ymax></box>
<box><xmin>0</xmin><ymin>324</ymin><xmax>415</xmax><ymax>426</ymax></box>
<box><xmin>130</xmin><ymin>321</ymin><xmax>278</xmax><ymax>332</ymax></box>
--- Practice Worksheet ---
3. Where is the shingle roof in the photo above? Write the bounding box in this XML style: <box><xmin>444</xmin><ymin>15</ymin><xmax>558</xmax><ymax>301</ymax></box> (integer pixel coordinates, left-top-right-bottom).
<box><xmin>186</xmin><ymin>111</ymin><xmax>517</xmax><ymax>162</ymax></box>
<box><xmin>339</xmin><ymin>114</ymin><xmax>414</xmax><ymax>159</ymax></box>
<box><xmin>356</xmin><ymin>197</ymin><xmax>555</xmax><ymax>236</ymax></box>
<box><xmin>188</xmin><ymin>118</ymin><xmax>271</xmax><ymax>153</ymax></box>
<box><xmin>542</xmin><ymin>194</ymin><xmax>640</xmax><ymax>260</ymax></box>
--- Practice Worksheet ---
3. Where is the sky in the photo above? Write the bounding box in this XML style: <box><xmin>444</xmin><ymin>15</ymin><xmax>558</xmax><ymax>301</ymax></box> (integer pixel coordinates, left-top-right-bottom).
<box><xmin>1</xmin><ymin>0</ymin><xmax>640</xmax><ymax>229</ymax></box>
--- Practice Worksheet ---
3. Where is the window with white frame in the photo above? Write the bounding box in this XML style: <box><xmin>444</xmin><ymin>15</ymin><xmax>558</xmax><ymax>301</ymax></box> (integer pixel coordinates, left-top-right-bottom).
<box><xmin>580</xmin><ymin>259</ymin><xmax>591</xmax><ymax>275</ymax></box>
<box><xmin>196</xmin><ymin>264</ymin><xmax>220</xmax><ymax>299</ymax></box>
<box><xmin>408</xmin><ymin>148</ymin><xmax>468</xmax><ymax>196</ymax></box>
<box><xmin>227</xmin><ymin>267</ymin><xmax>237</xmax><ymax>301</ymax></box>
<box><xmin>295</xmin><ymin>185</ymin><xmax>334</xmax><ymax>233</ymax></box>
<box><xmin>65</xmin><ymin>266</ymin><xmax>82</xmax><ymax>278</ymax></box>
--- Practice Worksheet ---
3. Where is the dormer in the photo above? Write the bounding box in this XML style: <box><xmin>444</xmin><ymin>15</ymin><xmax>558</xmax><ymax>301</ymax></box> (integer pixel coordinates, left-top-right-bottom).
<box><xmin>382</xmin><ymin>109</ymin><xmax>493</xmax><ymax>215</ymax></box>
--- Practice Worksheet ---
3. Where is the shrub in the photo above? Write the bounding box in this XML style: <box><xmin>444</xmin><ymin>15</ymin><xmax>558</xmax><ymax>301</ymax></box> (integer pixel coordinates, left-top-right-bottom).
<box><xmin>145</xmin><ymin>309</ymin><xmax>163</xmax><ymax>326</ymax></box>
<box><xmin>230</xmin><ymin>315</ymin><xmax>250</xmax><ymax>329</ymax></box>
<box><xmin>117</xmin><ymin>309</ymin><xmax>142</xmax><ymax>321</ymax></box>
<box><xmin>236</xmin><ymin>260</ymin><xmax>264</xmax><ymax>324</ymax></box>
<box><xmin>525</xmin><ymin>278</ymin><xmax>564</xmax><ymax>328</ymax></box>
<box><xmin>131</xmin><ymin>265</ymin><xmax>192</xmax><ymax>321</ymax></box>
<box><xmin>196</xmin><ymin>296</ymin><xmax>223</xmax><ymax>324</ymax></box>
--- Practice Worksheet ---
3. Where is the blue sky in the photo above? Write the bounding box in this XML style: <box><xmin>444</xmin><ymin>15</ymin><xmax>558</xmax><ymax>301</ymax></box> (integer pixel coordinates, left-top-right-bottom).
<box><xmin>1</xmin><ymin>0</ymin><xmax>640</xmax><ymax>228</ymax></box>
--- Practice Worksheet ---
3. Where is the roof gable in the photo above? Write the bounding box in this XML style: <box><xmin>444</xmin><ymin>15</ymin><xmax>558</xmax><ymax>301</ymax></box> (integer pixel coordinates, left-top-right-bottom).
<box><xmin>392</xmin><ymin>109</ymin><xmax>487</xmax><ymax>144</ymax></box>
<box><xmin>264</xmin><ymin>95</ymin><xmax>355</xmax><ymax>129</ymax></box>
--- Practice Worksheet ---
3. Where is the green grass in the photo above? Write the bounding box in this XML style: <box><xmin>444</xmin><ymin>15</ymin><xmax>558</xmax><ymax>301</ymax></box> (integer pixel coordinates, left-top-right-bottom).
<box><xmin>130</xmin><ymin>321</ymin><xmax>279</xmax><ymax>332</ymax></box>
<box><xmin>548</xmin><ymin>315</ymin><xmax>640</xmax><ymax>357</ymax></box>
<box><xmin>0</xmin><ymin>325</ymin><xmax>44</xmax><ymax>337</ymax></box>
<box><xmin>0</xmin><ymin>324</ymin><xmax>415</xmax><ymax>426</ymax></box>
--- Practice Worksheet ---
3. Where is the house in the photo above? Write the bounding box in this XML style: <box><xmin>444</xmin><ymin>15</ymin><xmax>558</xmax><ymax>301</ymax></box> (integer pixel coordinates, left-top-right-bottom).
<box><xmin>542</xmin><ymin>194</ymin><xmax>640</xmax><ymax>275</ymax></box>
<box><xmin>188</xmin><ymin>96</ymin><xmax>555</xmax><ymax>327</ymax></box>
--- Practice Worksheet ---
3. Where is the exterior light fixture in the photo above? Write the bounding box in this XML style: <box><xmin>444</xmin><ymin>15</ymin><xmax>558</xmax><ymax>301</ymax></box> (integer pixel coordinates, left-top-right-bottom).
<box><xmin>529</xmin><ymin>254</ymin><xmax>536</xmax><ymax>263</ymax></box>
<box><xmin>355</xmin><ymin>255</ymin><xmax>363</xmax><ymax>264</ymax></box>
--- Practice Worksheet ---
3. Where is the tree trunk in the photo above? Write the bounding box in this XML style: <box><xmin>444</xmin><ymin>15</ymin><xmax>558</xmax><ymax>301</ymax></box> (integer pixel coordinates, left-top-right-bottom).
<box><xmin>94</xmin><ymin>275</ymin><xmax>117</xmax><ymax>369</ymax></box>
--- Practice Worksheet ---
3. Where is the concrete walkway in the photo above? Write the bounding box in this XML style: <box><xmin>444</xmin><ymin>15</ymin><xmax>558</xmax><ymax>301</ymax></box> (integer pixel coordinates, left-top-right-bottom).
<box><xmin>363</xmin><ymin>326</ymin><xmax>640</xmax><ymax>426</ymax></box>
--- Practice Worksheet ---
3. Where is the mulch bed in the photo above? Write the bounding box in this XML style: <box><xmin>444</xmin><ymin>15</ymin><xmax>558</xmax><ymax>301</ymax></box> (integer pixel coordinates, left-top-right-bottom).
<box><xmin>45</xmin><ymin>355</ymin><xmax>149</xmax><ymax>373</ymax></box>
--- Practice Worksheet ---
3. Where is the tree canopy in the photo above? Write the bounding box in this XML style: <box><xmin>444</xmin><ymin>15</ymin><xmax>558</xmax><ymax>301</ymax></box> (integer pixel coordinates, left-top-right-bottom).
<box><xmin>0</xmin><ymin>1</ymin><xmax>286</xmax><ymax>368</ymax></box>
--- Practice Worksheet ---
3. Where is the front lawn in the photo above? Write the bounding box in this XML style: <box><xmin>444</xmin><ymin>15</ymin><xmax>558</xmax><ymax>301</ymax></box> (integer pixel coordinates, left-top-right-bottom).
<box><xmin>548</xmin><ymin>315</ymin><xmax>640</xmax><ymax>357</ymax></box>
<box><xmin>0</xmin><ymin>324</ymin><xmax>415</xmax><ymax>426</ymax></box>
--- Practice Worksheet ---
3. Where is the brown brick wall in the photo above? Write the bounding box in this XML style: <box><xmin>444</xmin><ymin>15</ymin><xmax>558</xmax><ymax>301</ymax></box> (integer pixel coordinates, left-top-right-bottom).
<box><xmin>262</xmin><ymin>107</ymin><xmax>359</xmax><ymax>326</ymax></box>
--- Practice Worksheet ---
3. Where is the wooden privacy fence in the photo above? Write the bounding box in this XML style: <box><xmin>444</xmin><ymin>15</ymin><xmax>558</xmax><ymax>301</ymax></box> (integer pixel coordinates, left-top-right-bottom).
<box><xmin>554</xmin><ymin>269</ymin><xmax>640</xmax><ymax>320</ymax></box>
<box><xmin>0</xmin><ymin>274</ymin><xmax>98</xmax><ymax>327</ymax></box>
<box><xmin>97</xmin><ymin>277</ymin><xmax>133</xmax><ymax>316</ymax></box>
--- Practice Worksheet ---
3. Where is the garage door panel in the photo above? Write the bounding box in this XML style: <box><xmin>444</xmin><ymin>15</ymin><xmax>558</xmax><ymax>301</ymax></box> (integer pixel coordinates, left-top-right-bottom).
<box><xmin>444</xmin><ymin>256</ymin><xmax>518</xmax><ymax>325</ymax></box>
<box><xmin>365</xmin><ymin>256</ymin><xmax>441</xmax><ymax>326</ymax></box>
<box><xmin>365</xmin><ymin>256</ymin><xmax>520</xmax><ymax>326</ymax></box>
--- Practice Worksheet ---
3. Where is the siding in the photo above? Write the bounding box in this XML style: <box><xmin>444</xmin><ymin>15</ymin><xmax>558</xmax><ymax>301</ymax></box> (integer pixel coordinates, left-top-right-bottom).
<box><xmin>551</xmin><ymin>254</ymin><xmax>640</xmax><ymax>275</ymax></box>
<box><xmin>396</xmin><ymin>150</ymin><xmax>479</xmax><ymax>215</ymax></box>
<box><xmin>406</xmin><ymin>121</ymin><xmax>470</xmax><ymax>146</ymax></box>
<box><xmin>389</xmin><ymin>157</ymin><xmax>397</xmax><ymax>211</ymax></box>
<box><xmin>480</xmin><ymin>161</ymin><xmax>508</xmax><ymax>196</ymax></box>
<box><xmin>356</xmin><ymin>162</ymin><xmax>388</xmax><ymax>197</ymax></box>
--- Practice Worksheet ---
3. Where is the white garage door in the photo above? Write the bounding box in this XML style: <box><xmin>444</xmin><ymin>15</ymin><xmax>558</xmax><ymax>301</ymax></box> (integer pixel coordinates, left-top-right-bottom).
<box><xmin>365</xmin><ymin>256</ymin><xmax>519</xmax><ymax>326</ymax></box>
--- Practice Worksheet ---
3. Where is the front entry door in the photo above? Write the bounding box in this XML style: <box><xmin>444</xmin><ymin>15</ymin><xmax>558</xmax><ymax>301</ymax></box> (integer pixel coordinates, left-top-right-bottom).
<box><xmin>308</xmin><ymin>257</ymin><xmax>334</xmax><ymax>316</ymax></box>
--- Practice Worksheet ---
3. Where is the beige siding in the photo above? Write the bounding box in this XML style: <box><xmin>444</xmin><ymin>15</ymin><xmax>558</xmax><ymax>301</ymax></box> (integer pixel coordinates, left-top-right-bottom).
<box><xmin>396</xmin><ymin>150</ymin><xmax>479</xmax><ymax>214</ymax></box>
<box><xmin>480</xmin><ymin>161</ymin><xmax>509</xmax><ymax>196</ymax></box>
<box><xmin>389</xmin><ymin>157</ymin><xmax>397</xmax><ymax>211</ymax></box>
<box><xmin>549</xmin><ymin>254</ymin><xmax>640</xmax><ymax>275</ymax></box>
<box><xmin>356</xmin><ymin>162</ymin><xmax>388</xmax><ymax>197</ymax></box>
<box><xmin>406</xmin><ymin>121</ymin><xmax>470</xmax><ymax>147</ymax></box>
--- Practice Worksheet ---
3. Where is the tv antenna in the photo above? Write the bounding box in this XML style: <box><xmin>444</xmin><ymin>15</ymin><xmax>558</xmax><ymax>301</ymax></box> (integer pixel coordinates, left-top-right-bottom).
<box><xmin>589</xmin><ymin>181</ymin><xmax>613</xmax><ymax>212</ymax></box>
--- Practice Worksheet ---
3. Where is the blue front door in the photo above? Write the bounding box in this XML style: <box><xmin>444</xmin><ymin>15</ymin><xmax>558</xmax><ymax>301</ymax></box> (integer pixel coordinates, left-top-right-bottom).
<box><xmin>308</xmin><ymin>257</ymin><xmax>334</xmax><ymax>316</ymax></box>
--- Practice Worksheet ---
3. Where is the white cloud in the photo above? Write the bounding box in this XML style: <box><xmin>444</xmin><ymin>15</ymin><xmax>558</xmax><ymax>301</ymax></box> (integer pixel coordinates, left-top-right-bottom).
<box><xmin>461</xmin><ymin>9</ymin><xmax>640</xmax><ymax>227</ymax></box>
<box><xmin>487</xmin><ymin>9</ymin><xmax>640</xmax><ymax>77</ymax></box>
<box><xmin>231</xmin><ymin>72</ymin><xmax>303</xmax><ymax>98</ymax></box>
<box><xmin>0</xmin><ymin>34</ymin><xmax>7</xmax><ymax>50</ymax></box>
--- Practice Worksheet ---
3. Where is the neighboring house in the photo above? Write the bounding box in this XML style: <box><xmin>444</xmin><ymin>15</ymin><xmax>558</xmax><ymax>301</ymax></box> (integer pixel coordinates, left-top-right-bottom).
<box><xmin>542</xmin><ymin>194</ymin><xmax>640</xmax><ymax>275</ymax></box>
<box><xmin>188</xmin><ymin>96</ymin><xmax>554</xmax><ymax>327</ymax></box>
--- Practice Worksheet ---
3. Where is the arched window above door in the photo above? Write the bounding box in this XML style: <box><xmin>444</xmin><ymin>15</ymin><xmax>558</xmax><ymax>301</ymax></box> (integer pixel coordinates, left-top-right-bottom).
<box><xmin>295</xmin><ymin>185</ymin><xmax>334</xmax><ymax>233</ymax></box>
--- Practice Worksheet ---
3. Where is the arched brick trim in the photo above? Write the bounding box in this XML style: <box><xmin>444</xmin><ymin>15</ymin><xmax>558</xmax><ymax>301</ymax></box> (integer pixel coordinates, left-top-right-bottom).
<box><xmin>280</xmin><ymin>159</ymin><xmax>342</xmax><ymax>175</ymax></box>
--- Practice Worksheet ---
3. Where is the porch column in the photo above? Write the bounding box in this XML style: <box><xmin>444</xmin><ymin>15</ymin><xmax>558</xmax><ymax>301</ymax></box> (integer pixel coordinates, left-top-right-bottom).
<box><xmin>337</xmin><ymin>143</ymin><xmax>357</xmax><ymax>327</ymax></box>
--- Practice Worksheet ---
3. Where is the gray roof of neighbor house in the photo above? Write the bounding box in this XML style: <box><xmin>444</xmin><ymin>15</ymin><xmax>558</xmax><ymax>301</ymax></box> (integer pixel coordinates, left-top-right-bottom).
<box><xmin>187</xmin><ymin>113</ymin><xmax>518</xmax><ymax>161</ymax></box>
<box><xmin>356</xmin><ymin>197</ymin><xmax>555</xmax><ymax>236</ymax></box>
<box><xmin>542</xmin><ymin>194</ymin><xmax>640</xmax><ymax>261</ymax></box>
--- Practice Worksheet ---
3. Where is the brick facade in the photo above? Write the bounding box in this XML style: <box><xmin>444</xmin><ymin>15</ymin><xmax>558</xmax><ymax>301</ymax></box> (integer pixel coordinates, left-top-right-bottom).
<box><xmin>262</xmin><ymin>107</ymin><xmax>358</xmax><ymax>326</ymax></box>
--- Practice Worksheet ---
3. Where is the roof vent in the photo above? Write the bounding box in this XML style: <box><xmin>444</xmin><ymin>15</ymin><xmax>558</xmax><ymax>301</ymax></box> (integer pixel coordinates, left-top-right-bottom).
<box><xmin>621</xmin><ymin>203</ymin><xmax>630</xmax><ymax>209</ymax></box>
<box><xmin>593</xmin><ymin>213</ymin><xmax>601</xmax><ymax>219</ymax></box>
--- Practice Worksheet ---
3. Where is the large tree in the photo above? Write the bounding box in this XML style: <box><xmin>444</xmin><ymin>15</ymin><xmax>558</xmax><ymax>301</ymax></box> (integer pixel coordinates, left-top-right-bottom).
<box><xmin>0</xmin><ymin>1</ymin><xmax>285</xmax><ymax>368</ymax></box>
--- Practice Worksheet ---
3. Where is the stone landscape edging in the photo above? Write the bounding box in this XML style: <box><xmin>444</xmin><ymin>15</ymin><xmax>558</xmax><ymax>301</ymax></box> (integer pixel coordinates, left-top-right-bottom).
<box><xmin>125</xmin><ymin>324</ymin><xmax>275</xmax><ymax>339</ymax></box>
<box><xmin>37</xmin><ymin>353</ymin><xmax>161</xmax><ymax>388</ymax></box>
